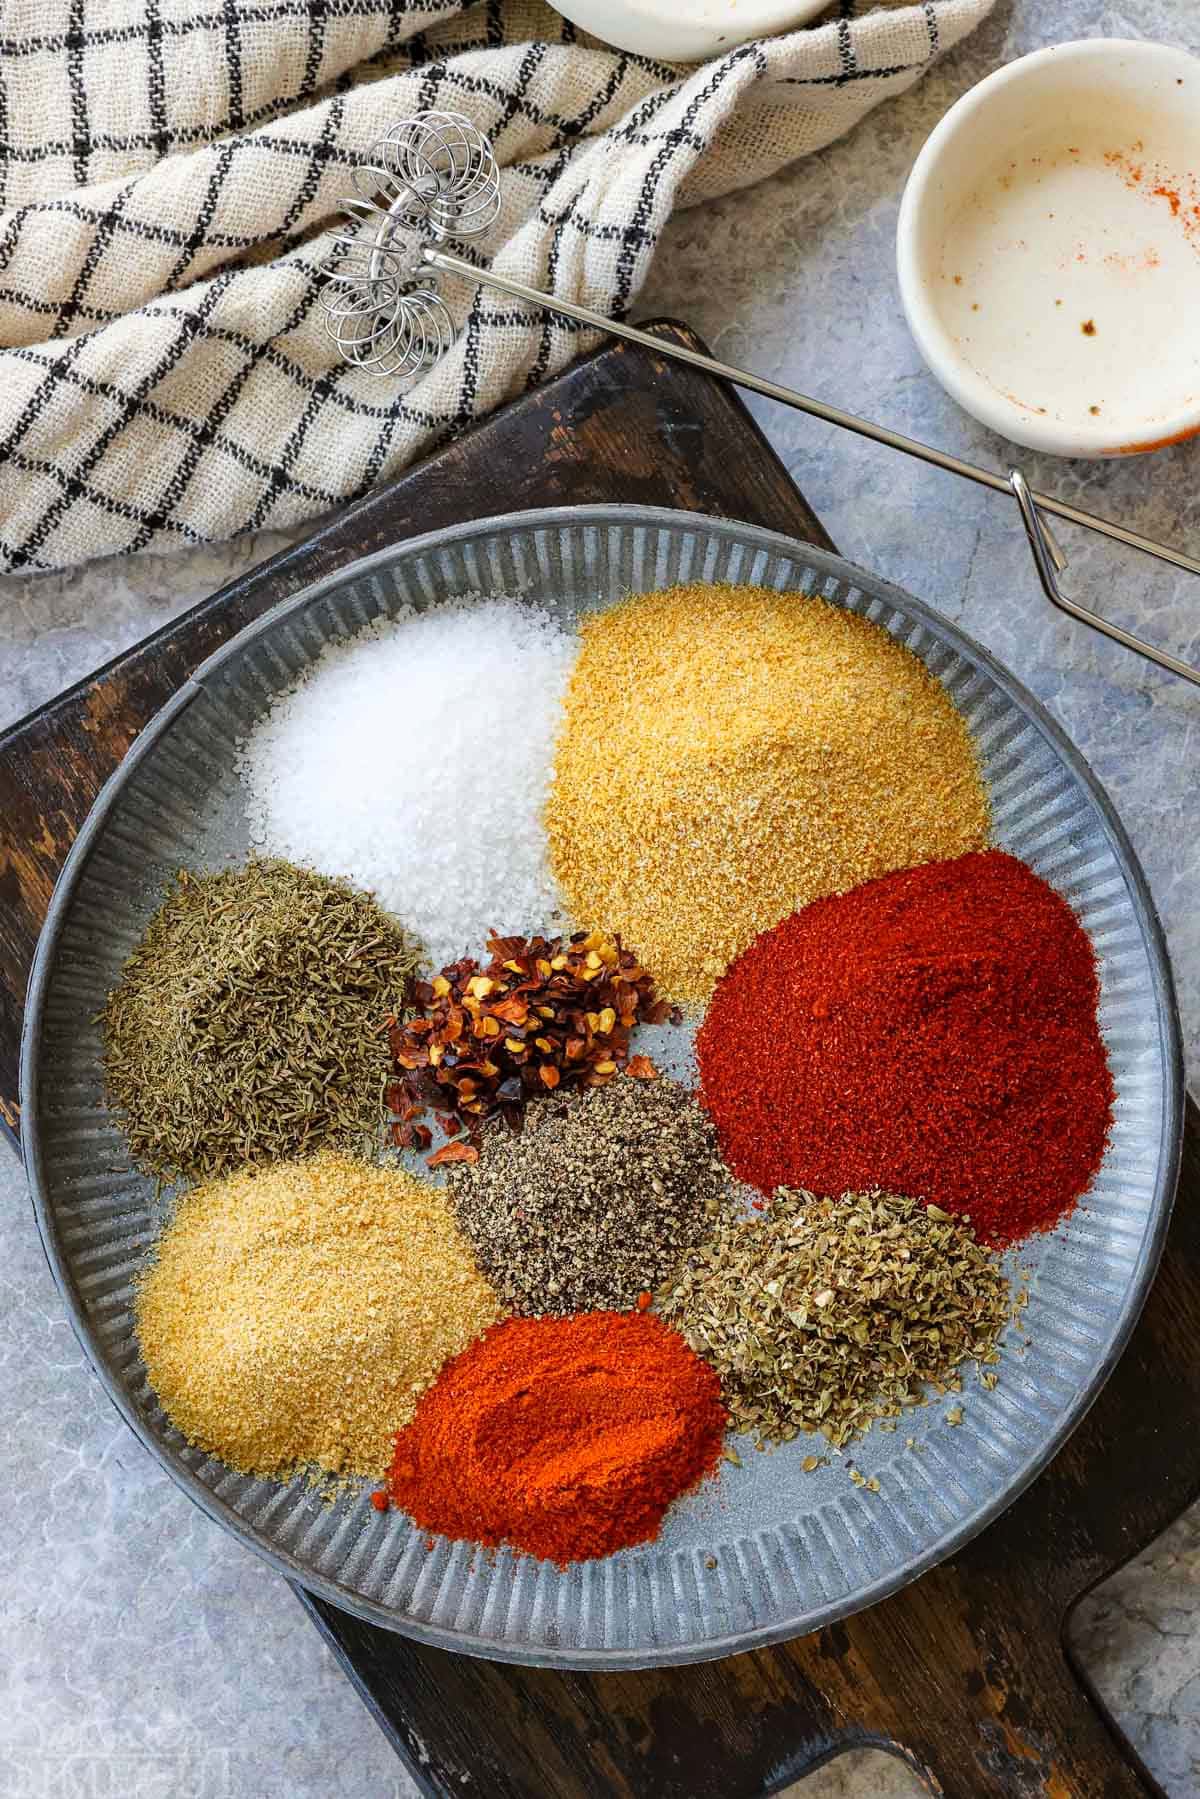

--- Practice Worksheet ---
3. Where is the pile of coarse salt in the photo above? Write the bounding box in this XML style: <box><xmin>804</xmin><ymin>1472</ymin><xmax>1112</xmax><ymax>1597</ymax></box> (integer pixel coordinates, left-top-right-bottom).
<box><xmin>237</xmin><ymin>598</ymin><xmax>577</xmax><ymax>970</ymax></box>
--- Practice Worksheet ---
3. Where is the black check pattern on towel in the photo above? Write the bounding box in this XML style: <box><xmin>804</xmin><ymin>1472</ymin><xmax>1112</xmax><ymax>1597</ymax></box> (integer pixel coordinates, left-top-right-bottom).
<box><xmin>0</xmin><ymin>0</ymin><xmax>993</xmax><ymax>574</ymax></box>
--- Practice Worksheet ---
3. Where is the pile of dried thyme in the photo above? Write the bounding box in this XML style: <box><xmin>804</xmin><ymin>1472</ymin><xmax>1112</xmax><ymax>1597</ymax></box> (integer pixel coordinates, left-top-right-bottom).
<box><xmin>661</xmin><ymin>1188</ymin><xmax>1014</xmax><ymax>1449</ymax></box>
<box><xmin>101</xmin><ymin>858</ymin><xmax>422</xmax><ymax>1184</ymax></box>
<box><xmin>447</xmin><ymin>1073</ymin><xmax>736</xmax><ymax>1315</ymax></box>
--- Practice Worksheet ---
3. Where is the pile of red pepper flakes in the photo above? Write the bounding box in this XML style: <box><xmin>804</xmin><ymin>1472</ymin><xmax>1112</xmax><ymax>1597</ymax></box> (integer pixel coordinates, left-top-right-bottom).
<box><xmin>387</xmin><ymin>929</ymin><xmax>675</xmax><ymax>1164</ymax></box>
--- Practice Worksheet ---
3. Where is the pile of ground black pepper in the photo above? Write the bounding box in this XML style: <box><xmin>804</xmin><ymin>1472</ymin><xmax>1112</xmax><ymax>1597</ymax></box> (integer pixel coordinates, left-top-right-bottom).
<box><xmin>446</xmin><ymin>1073</ymin><xmax>735</xmax><ymax>1315</ymax></box>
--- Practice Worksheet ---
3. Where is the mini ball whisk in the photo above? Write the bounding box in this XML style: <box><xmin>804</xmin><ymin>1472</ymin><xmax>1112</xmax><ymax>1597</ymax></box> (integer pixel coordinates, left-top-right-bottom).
<box><xmin>323</xmin><ymin>112</ymin><xmax>501</xmax><ymax>377</ymax></box>
<box><xmin>322</xmin><ymin>109</ymin><xmax>1200</xmax><ymax>690</ymax></box>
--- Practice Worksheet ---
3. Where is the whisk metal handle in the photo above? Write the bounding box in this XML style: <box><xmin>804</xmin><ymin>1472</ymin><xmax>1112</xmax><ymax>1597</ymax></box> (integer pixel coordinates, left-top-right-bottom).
<box><xmin>1009</xmin><ymin>472</ymin><xmax>1200</xmax><ymax>688</ymax></box>
<box><xmin>424</xmin><ymin>245</ymin><xmax>1200</xmax><ymax>692</ymax></box>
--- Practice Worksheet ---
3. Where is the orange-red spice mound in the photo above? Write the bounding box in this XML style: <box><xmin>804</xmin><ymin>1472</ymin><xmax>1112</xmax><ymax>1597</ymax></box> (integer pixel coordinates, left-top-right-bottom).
<box><xmin>697</xmin><ymin>850</ymin><xmax>1114</xmax><ymax>1248</ymax></box>
<box><xmin>389</xmin><ymin>1312</ymin><xmax>727</xmax><ymax>1565</ymax></box>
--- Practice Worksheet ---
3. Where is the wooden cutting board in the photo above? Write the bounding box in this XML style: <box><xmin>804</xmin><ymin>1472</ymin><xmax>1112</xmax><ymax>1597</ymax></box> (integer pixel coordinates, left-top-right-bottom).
<box><xmin>2</xmin><ymin>323</ymin><xmax>1196</xmax><ymax>1798</ymax></box>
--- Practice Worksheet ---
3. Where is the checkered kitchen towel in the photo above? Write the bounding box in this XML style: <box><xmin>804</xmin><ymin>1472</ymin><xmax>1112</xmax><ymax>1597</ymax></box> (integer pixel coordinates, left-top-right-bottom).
<box><xmin>0</xmin><ymin>0</ymin><xmax>994</xmax><ymax>575</ymax></box>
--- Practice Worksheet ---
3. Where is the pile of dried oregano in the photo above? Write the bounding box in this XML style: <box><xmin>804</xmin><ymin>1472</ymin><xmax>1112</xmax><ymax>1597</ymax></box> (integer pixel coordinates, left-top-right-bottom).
<box><xmin>661</xmin><ymin>1187</ymin><xmax>1015</xmax><ymax>1449</ymax></box>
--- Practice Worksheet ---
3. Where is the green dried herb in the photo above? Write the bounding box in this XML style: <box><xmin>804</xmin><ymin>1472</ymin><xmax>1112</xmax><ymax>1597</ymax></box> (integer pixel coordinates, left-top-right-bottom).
<box><xmin>661</xmin><ymin>1188</ymin><xmax>1014</xmax><ymax>1450</ymax></box>
<box><xmin>101</xmin><ymin>858</ymin><xmax>421</xmax><ymax>1184</ymax></box>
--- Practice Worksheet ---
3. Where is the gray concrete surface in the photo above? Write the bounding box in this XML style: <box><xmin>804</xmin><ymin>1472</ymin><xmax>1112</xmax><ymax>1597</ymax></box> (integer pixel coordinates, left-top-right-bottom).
<box><xmin>4</xmin><ymin>0</ymin><xmax>1200</xmax><ymax>1792</ymax></box>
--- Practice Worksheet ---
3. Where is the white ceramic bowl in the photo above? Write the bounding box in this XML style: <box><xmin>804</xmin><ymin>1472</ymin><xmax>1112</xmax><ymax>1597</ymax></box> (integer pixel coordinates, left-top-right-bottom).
<box><xmin>897</xmin><ymin>39</ymin><xmax>1200</xmax><ymax>458</ymax></box>
<box><xmin>547</xmin><ymin>0</ymin><xmax>826</xmax><ymax>63</ymax></box>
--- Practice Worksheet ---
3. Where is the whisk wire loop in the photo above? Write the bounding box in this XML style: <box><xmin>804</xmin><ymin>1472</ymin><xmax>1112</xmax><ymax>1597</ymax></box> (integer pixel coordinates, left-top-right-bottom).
<box><xmin>321</xmin><ymin>111</ymin><xmax>499</xmax><ymax>378</ymax></box>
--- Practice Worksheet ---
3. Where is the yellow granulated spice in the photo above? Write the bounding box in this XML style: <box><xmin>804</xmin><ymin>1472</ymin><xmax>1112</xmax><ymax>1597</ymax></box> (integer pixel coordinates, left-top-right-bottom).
<box><xmin>548</xmin><ymin>583</ymin><xmax>989</xmax><ymax>1004</ymax></box>
<box><xmin>135</xmin><ymin>1153</ymin><xmax>502</xmax><ymax>1481</ymax></box>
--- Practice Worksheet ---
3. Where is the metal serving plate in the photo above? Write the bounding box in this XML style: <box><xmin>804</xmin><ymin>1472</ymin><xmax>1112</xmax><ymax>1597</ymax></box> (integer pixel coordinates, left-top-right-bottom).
<box><xmin>22</xmin><ymin>506</ymin><xmax>1183</xmax><ymax>1669</ymax></box>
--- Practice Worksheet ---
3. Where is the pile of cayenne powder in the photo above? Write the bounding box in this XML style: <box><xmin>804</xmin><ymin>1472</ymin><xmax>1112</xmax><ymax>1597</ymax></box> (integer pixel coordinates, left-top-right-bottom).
<box><xmin>389</xmin><ymin>1311</ymin><xmax>727</xmax><ymax>1564</ymax></box>
<box><xmin>447</xmin><ymin>1073</ymin><xmax>735</xmax><ymax>1314</ymax></box>
<box><xmin>548</xmin><ymin>583</ymin><xmax>989</xmax><ymax>1004</ymax></box>
<box><xmin>135</xmin><ymin>1152</ymin><xmax>501</xmax><ymax>1480</ymax></box>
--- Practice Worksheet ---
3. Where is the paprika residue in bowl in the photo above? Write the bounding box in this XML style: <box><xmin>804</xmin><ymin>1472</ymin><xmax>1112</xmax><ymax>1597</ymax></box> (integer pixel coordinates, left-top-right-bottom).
<box><xmin>697</xmin><ymin>849</ymin><xmax>1114</xmax><ymax>1248</ymax></box>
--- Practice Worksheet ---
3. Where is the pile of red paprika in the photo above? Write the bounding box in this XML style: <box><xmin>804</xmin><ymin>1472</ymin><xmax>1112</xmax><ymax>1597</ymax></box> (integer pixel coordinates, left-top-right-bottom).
<box><xmin>697</xmin><ymin>849</ymin><xmax>1113</xmax><ymax>1249</ymax></box>
<box><xmin>389</xmin><ymin>1311</ymin><xmax>726</xmax><ymax>1564</ymax></box>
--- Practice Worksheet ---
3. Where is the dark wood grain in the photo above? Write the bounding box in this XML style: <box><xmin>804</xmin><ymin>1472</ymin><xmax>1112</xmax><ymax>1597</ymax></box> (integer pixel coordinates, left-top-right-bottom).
<box><xmin>3</xmin><ymin>322</ymin><xmax>1192</xmax><ymax>1798</ymax></box>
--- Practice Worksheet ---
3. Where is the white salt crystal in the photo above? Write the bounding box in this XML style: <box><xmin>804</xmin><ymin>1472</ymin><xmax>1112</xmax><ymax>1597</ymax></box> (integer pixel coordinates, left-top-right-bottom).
<box><xmin>236</xmin><ymin>597</ymin><xmax>576</xmax><ymax>969</ymax></box>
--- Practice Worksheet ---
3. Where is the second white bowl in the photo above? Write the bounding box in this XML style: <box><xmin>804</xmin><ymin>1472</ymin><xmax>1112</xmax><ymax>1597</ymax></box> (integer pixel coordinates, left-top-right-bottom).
<box><xmin>897</xmin><ymin>39</ymin><xmax>1200</xmax><ymax>458</ymax></box>
<box><xmin>546</xmin><ymin>0</ymin><xmax>826</xmax><ymax>63</ymax></box>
